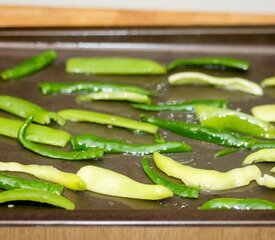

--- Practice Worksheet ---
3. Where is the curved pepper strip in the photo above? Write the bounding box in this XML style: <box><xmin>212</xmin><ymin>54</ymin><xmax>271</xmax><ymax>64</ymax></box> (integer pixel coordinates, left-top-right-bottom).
<box><xmin>141</xmin><ymin>157</ymin><xmax>199</xmax><ymax>198</ymax></box>
<box><xmin>195</xmin><ymin>105</ymin><xmax>275</xmax><ymax>139</ymax></box>
<box><xmin>251</xmin><ymin>104</ymin><xmax>275</xmax><ymax>122</ymax></box>
<box><xmin>0</xmin><ymin>161</ymin><xmax>86</xmax><ymax>191</ymax></box>
<box><xmin>132</xmin><ymin>99</ymin><xmax>228</xmax><ymax>112</ymax></box>
<box><xmin>141</xmin><ymin>114</ymin><xmax>255</xmax><ymax>148</ymax></box>
<box><xmin>198</xmin><ymin>198</ymin><xmax>275</xmax><ymax>210</ymax></box>
<box><xmin>66</xmin><ymin>57</ymin><xmax>166</xmax><ymax>75</ymax></box>
<box><xmin>0</xmin><ymin>95</ymin><xmax>65</xmax><ymax>125</ymax></box>
<box><xmin>261</xmin><ymin>76</ymin><xmax>275</xmax><ymax>87</ymax></box>
<box><xmin>39</xmin><ymin>81</ymin><xmax>154</xmax><ymax>96</ymax></box>
<box><xmin>242</xmin><ymin>149</ymin><xmax>275</xmax><ymax>165</ymax></box>
<box><xmin>0</xmin><ymin>116</ymin><xmax>71</xmax><ymax>147</ymax></box>
<box><xmin>256</xmin><ymin>174</ymin><xmax>275</xmax><ymax>189</ymax></box>
<box><xmin>0</xmin><ymin>189</ymin><xmax>75</xmax><ymax>210</ymax></box>
<box><xmin>153</xmin><ymin>152</ymin><xmax>261</xmax><ymax>191</ymax></box>
<box><xmin>168</xmin><ymin>72</ymin><xmax>263</xmax><ymax>96</ymax></box>
<box><xmin>71</xmin><ymin>134</ymin><xmax>192</xmax><ymax>155</ymax></box>
<box><xmin>0</xmin><ymin>172</ymin><xmax>63</xmax><ymax>195</ymax></box>
<box><xmin>59</xmin><ymin>109</ymin><xmax>158</xmax><ymax>134</ymax></box>
<box><xmin>77</xmin><ymin>91</ymin><xmax>151</xmax><ymax>104</ymax></box>
<box><xmin>77</xmin><ymin>165</ymin><xmax>173</xmax><ymax>200</ymax></box>
<box><xmin>1</xmin><ymin>50</ymin><xmax>57</xmax><ymax>80</ymax></box>
<box><xmin>18</xmin><ymin>116</ymin><xmax>104</xmax><ymax>160</ymax></box>
<box><xmin>166</xmin><ymin>57</ymin><xmax>250</xmax><ymax>72</ymax></box>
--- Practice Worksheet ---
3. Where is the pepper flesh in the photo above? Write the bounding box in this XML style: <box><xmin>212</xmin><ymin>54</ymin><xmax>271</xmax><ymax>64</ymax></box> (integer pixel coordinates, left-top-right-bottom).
<box><xmin>0</xmin><ymin>189</ymin><xmax>75</xmax><ymax>210</ymax></box>
<box><xmin>59</xmin><ymin>109</ymin><xmax>158</xmax><ymax>134</ymax></box>
<box><xmin>18</xmin><ymin>116</ymin><xmax>104</xmax><ymax>160</ymax></box>
<box><xmin>0</xmin><ymin>172</ymin><xmax>63</xmax><ymax>195</ymax></box>
<box><xmin>1</xmin><ymin>50</ymin><xmax>57</xmax><ymax>80</ymax></box>
<box><xmin>0</xmin><ymin>161</ymin><xmax>86</xmax><ymax>191</ymax></box>
<box><xmin>153</xmin><ymin>152</ymin><xmax>261</xmax><ymax>191</ymax></box>
<box><xmin>66</xmin><ymin>57</ymin><xmax>166</xmax><ymax>75</ymax></box>
<box><xmin>168</xmin><ymin>72</ymin><xmax>263</xmax><ymax>96</ymax></box>
<box><xmin>133</xmin><ymin>99</ymin><xmax>228</xmax><ymax>112</ymax></box>
<box><xmin>256</xmin><ymin>174</ymin><xmax>275</xmax><ymax>189</ymax></box>
<box><xmin>39</xmin><ymin>81</ymin><xmax>154</xmax><ymax>96</ymax></box>
<box><xmin>261</xmin><ymin>76</ymin><xmax>275</xmax><ymax>87</ymax></box>
<box><xmin>198</xmin><ymin>198</ymin><xmax>275</xmax><ymax>210</ymax></box>
<box><xmin>77</xmin><ymin>91</ymin><xmax>151</xmax><ymax>104</ymax></box>
<box><xmin>195</xmin><ymin>105</ymin><xmax>275</xmax><ymax>139</ymax></box>
<box><xmin>166</xmin><ymin>57</ymin><xmax>250</xmax><ymax>72</ymax></box>
<box><xmin>141</xmin><ymin>115</ymin><xmax>255</xmax><ymax>148</ymax></box>
<box><xmin>0</xmin><ymin>116</ymin><xmax>71</xmax><ymax>147</ymax></box>
<box><xmin>77</xmin><ymin>165</ymin><xmax>173</xmax><ymax>200</ymax></box>
<box><xmin>71</xmin><ymin>134</ymin><xmax>192</xmax><ymax>155</ymax></box>
<box><xmin>0</xmin><ymin>95</ymin><xmax>65</xmax><ymax>125</ymax></box>
<box><xmin>141</xmin><ymin>157</ymin><xmax>199</xmax><ymax>198</ymax></box>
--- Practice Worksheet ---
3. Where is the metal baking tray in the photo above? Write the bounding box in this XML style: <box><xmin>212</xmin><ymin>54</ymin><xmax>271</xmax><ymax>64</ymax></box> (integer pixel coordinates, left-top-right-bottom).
<box><xmin>0</xmin><ymin>27</ymin><xmax>275</xmax><ymax>226</ymax></box>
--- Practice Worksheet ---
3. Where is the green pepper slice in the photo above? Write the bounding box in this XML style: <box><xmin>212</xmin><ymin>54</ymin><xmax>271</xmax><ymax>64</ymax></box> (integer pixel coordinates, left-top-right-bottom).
<box><xmin>1</xmin><ymin>50</ymin><xmax>57</xmax><ymax>80</ymax></box>
<box><xmin>71</xmin><ymin>134</ymin><xmax>192</xmax><ymax>154</ymax></box>
<box><xmin>198</xmin><ymin>198</ymin><xmax>275</xmax><ymax>210</ymax></box>
<box><xmin>66</xmin><ymin>57</ymin><xmax>166</xmax><ymax>75</ymax></box>
<box><xmin>18</xmin><ymin>116</ymin><xmax>104</xmax><ymax>160</ymax></box>
<box><xmin>0</xmin><ymin>189</ymin><xmax>75</xmax><ymax>210</ymax></box>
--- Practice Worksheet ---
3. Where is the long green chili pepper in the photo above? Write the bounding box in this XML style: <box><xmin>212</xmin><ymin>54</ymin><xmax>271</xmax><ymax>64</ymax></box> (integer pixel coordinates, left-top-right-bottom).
<box><xmin>153</xmin><ymin>152</ymin><xmax>261</xmax><ymax>191</ymax></box>
<box><xmin>1</xmin><ymin>50</ymin><xmax>57</xmax><ymax>80</ymax></box>
<box><xmin>141</xmin><ymin>157</ymin><xmax>199</xmax><ymax>198</ymax></box>
<box><xmin>18</xmin><ymin>116</ymin><xmax>104</xmax><ymax>160</ymax></box>
<box><xmin>66</xmin><ymin>57</ymin><xmax>166</xmax><ymax>75</ymax></box>
<box><xmin>198</xmin><ymin>198</ymin><xmax>275</xmax><ymax>210</ymax></box>
<box><xmin>39</xmin><ymin>81</ymin><xmax>154</xmax><ymax>96</ymax></box>
<box><xmin>168</xmin><ymin>72</ymin><xmax>263</xmax><ymax>96</ymax></box>
<box><xmin>77</xmin><ymin>91</ymin><xmax>151</xmax><ymax>104</ymax></box>
<box><xmin>0</xmin><ymin>116</ymin><xmax>70</xmax><ymax>147</ymax></box>
<box><xmin>0</xmin><ymin>161</ymin><xmax>86</xmax><ymax>191</ymax></box>
<box><xmin>141</xmin><ymin>115</ymin><xmax>256</xmax><ymax>148</ymax></box>
<box><xmin>0</xmin><ymin>172</ymin><xmax>63</xmax><ymax>195</ymax></box>
<box><xmin>0</xmin><ymin>95</ymin><xmax>65</xmax><ymax>125</ymax></box>
<box><xmin>195</xmin><ymin>105</ymin><xmax>275</xmax><ymax>139</ymax></box>
<box><xmin>71</xmin><ymin>134</ymin><xmax>192</xmax><ymax>155</ymax></box>
<box><xmin>59</xmin><ymin>109</ymin><xmax>158</xmax><ymax>134</ymax></box>
<box><xmin>77</xmin><ymin>165</ymin><xmax>173</xmax><ymax>200</ymax></box>
<box><xmin>166</xmin><ymin>57</ymin><xmax>250</xmax><ymax>72</ymax></box>
<box><xmin>133</xmin><ymin>99</ymin><xmax>228</xmax><ymax>112</ymax></box>
<box><xmin>0</xmin><ymin>189</ymin><xmax>75</xmax><ymax>210</ymax></box>
<box><xmin>214</xmin><ymin>148</ymin><xmax>239</xmax><ymax>158</ymax></box>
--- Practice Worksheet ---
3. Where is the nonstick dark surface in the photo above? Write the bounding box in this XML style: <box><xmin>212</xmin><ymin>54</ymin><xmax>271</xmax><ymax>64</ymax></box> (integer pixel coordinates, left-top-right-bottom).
<box><xmin>0</xmin><ymin>27</ymin><xmax>275</xmax><ymax>226</ymax></box>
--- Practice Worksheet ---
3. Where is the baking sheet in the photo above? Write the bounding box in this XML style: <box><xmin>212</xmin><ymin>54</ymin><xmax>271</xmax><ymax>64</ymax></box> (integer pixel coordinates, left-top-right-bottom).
<box><xmin>0</xmin><ymin>27</ymin><xmax>275</xmax><ymax>226</ymax></box>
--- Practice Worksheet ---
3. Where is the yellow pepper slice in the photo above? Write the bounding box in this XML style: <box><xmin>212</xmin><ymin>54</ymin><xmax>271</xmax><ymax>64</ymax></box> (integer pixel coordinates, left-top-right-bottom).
<box><xmin>251</xmin><ymin>104</ymin><xmax>275</xmax><ymax>122</ymax></box>
<box><xmin>153</xmin><ymin>152</ymin><xmax>261</xmax><ymax>191</ymax></box>
<box><xmin>242</xmin><ymin>149</ymin><xmax>275</xmax><ymax>165</ymax></box>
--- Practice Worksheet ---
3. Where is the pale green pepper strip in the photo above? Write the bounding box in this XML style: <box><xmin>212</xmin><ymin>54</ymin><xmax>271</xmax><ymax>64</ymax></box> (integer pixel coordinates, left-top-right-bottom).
<box><xmin>195</xmin><ymin>105</ymin><xmax>275</xmax><ymax>139</ymax></box>
<box><xmin>0</xmin><ymin>95</ymin><xmax>65</xmax><ymax>125</ymax></box>
<box><xmin>251</xmin><ymin>105</ymin><xmax>275</xmax><ymax>122</ymax></box>
<box><xmin>77</xmin><ymin>91</ymin><xmax>151</xmax><ymax>104</ymax></box>
<box><xmin>0</xmin><ymin>161</ymin><xmax>86</xmax><ymax>191</ymax></box>
<box><xmin>0</xmin><ymin>116</ymin><xmax>71</xmax><ymax>147</ymax></box>
<box><xmin>0</xmin><ymin>189</ymin><xmax>75</xmax><ymax>210</ymax></box>
<box><xmin>153</xmin><ymin>152</ymin><xmax>261</xmax><ymax>191</ymax></box>
<box><xmin>77</xmin><ymin>165</ymin><xmax>173</xmax><ymax>200</ymax></box>
<box><xmin>242</xmin><ymin>149</ymin><xmax>275</xmax><ymax>165</ymax></box>
<box><xmin>66</xmin><ymin>57</ymin><xmax>166</xmax><ymax>75</ymax></box>
<box><xmin>256</xmin><ymin>174</ymin><xmax>275</xmax><ymax>189</ymax></box>
<box><xmin>58</xmin><ymin>109</ymin><xmax>158</xmax><ymax>134</ymax></box>
<box><xmin>261</xmin><ymin>76</ymin><xmax>275</xmax><ymax>87</ymax></box>
<box><xmin>168</xmin><ymin>72</ymin><xmax>263</xmax><ymax>96</ymax></box>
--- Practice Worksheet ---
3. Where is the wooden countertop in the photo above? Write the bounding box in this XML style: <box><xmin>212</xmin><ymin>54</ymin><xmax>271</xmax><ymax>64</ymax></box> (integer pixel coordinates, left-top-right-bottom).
<box><xmin>0</xmin><ymin>5</ymin><xmax>275</xmax><ymax>240</ymax></box>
